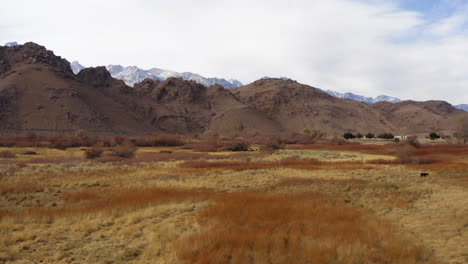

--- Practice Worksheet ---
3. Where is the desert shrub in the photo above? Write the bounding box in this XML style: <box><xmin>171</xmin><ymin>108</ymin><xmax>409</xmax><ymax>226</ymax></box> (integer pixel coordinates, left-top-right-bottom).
<box><xmin>261</xmin><ymin>138</ymin><xmax>285</xmax><ymax>151</ymax></box>
<box><xmin>49</xmin><ymin>135</ymin><xmax>99</xmax><ymax>149</ymax></box>
<box><xmin>113</xmin><ymin>135</ymin><xmax>128</xmax><ymax>145</ymax></box>
<box><xmin>20</xmin><ymin>150</ymin><xmax>37</xmax><ymax>155</ymax></box>
<box><xmin>225</xmin><ymin>141</ymin><xmax>250</xmax><ymax>152</ymax></box>
<box><xmin>406</xmin><ymin>136</ymin><xmax>421</xmax><ymax>148</ymax></box>
<box><xmin>343</xmin><ymin>132</ymin><xmax>355</xmax><ymax>139</ymax></box>
<box><xmin>135</xmin><ymin>134</ymin><xmax>184</xmax><ymax>147</ymax></box>
<box><xmin>378</xmin><ymin>133</ymin><xmax>395</xmax><ymax>139</ymax></box>
<box><xmin>396</xmin><ymin>145</ymin><xmax>412</xmax><ymax>163</ymax></box>
<box><xmin>85</xmin><ymin>144</ymin><xmax>104</xmax><ymax>159</ymax></box>
<box><xmin>330</xmin><ymin>136</ymin><xmax>346</xmax><ymax>145</ymax></box>
<box><xmin>356</xmin><ymin>133</ymin><xmax>363</xmax><ymax>139</ymax></box>
<box><xmin>0</xmin><ymin>140</ymin><xmax>15</xmax><ymax>147</ymax></box>
<box><xmin>0</xmin><ymin>151</ymin><xmax>16</xmax><ymax>159</ymax></box>
<box><xmin>109</xmin><ymin>141</ymin><xmax>137</xmax><ymax>158</ymax></box>
<box><xmin>429</xmin><ymin>132</ymin><xmax>440</xmax><ymax>141</ymax></box>
<box><xmin>365</xmin><ymin>132</ymin><xmax>374</xmax><ymax>138</ymax></box>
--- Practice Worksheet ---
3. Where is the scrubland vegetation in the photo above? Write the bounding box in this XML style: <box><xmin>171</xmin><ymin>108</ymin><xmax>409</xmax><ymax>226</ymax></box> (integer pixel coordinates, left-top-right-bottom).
<box><xmin>0</xmin><ymin>132</ymin><xmax>467</xmax><ymax>263</ymax></box>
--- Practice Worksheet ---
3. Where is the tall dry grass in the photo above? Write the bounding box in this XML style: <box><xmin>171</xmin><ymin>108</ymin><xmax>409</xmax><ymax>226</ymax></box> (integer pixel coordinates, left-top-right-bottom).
<box><xmin>179</xmin><ymin>158</ymin><xmax>374</xmax><ymax>171</ymax></box>
<box><xmin>1</xmin><ymin>187</ymin><xmax>211</xmax><ymax>220</ymax></box>
<box><xmin>175</xmin><ymin>192</ymin><xmax>433</xmax><ymax>264</ymax></box>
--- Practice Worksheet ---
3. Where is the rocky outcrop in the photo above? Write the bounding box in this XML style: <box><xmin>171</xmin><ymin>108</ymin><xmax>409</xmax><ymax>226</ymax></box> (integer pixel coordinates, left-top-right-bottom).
<box><xmin>133</xmin><ymin>78</ymin><xmax>160</xmax><ymax>94</ymax></box>
<box><xmin>0</xmin><ymin>42</ymin><xmax>72</xmax><ymax>76</ymax></box>
<box><xmin>151</xmin><ymin>77</ymin><xmax>207</xmax><ymax>104</ymax></box>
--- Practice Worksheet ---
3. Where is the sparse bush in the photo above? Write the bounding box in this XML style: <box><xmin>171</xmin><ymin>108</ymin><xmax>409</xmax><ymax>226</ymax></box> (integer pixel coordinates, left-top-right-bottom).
<box><xmin>343</xmin><ymin>132</ymin><xmax>355</xmax><ymax>139</ymax></box>
<box><xmin>357</xmin><ymin>133</ymin><xmax>363</xmax><ymax>139</ymax></box>
<box><xmin>49</xmin><ymin>136</ymin><xmax>99</xmax><ymax>149</ymax></box>
<box><xmin>85</xmin><ymin>144</ymin><xmax>104</xmax><ymax>159</ymax></box>
<box><xmin>378</xmin><ymin>133</ymin><xmax>394</xmax><ymax>140</ymax></box>
<box><xmin>109</xmin><ymin>141</ymin><xmax>137</xmax><ymax>158</ymax></box>
<box><xmin>330</xmin><ymin>136</ymin><xmax>346</xmax><ymax>145</ymax></box>
<box><xmin>396</xmin><ymin>145</ymin><xmax>412</xmax><ymax>163</ymax></box>
<box><xmin>135</xmin><ymin>134</ymin><xmax>185</xmax><ymax>147</ymax></box>
<box><xmin>20</xmin><ymin>150</ymin><xmax>37</xmax><ymax>155</ymax></box>
<box><xmin>225</xmin><ymin>141</ymin><xmax>250</xmax><ymax>152</ymax></box>
<box><xmin>0</xmin><ymin>151</ymin><xmax>16</xmax><ymax>159</ymax></box>
<box><xmin>365</xmin><ymin>132</ymin><xmax>374</xmax><ymax>139</ymax></box>
<box><xmin>429</xmin><ymin>132</ymin><xmax>440</xmax><ymax>141</ymax></box>
<box><xmin>406</xmin><ymin>136</ymin><xmax>421</xmax><ymax>148</ymax></box>
<box><xmin>113</xmin><ymin>135</ymin><xmax>128</xmax><ymax>145</ymax></box>
<box><xmin>262</xmin><ymin>138</ymin><xmax>284</xmax><ymax>151</ymax></box>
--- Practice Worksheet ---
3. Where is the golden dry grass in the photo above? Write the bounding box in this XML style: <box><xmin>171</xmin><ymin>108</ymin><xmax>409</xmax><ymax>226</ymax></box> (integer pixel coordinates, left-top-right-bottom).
<box><xmin>0</xmin><ymin>143</ymin><xmax>466</xmax><ymax>263</ymax></box>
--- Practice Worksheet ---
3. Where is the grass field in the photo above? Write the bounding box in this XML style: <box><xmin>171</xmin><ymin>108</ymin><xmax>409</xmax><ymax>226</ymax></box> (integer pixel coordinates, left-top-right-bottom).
<box><xmin>0</xmin><ymin>140</ymin><xmax>467</xmax><ymax>263</ymax></box>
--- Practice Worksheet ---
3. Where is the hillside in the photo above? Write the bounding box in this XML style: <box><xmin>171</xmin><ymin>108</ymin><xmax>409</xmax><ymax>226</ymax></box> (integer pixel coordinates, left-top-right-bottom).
<box><xmin>1</xmin><ymin>42</ymin><xmax>467</xmax><ymax>137</ymax></box>
<box><xmin>231</xmin><ymin>79</ymin><xmax>397</xmax><ymax>135</ymax></box>
<box><xmin>0</xmin><ymin>43</ymin><xmax>155</xmax><ymax>134</ymax></box>
<box><xmin>372</xmin><ymin>100</ymin><xmax>466</xmax><ymax>136</ymax></box>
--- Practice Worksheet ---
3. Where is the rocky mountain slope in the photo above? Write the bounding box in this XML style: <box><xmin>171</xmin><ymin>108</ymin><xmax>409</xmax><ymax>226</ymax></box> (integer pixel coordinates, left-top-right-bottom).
<box><xmin>0</xmin><ymin>43</ymin><xmax>156</xmax><ymax>134</ymax></box>
<box><xmin>2</xmin><ymin>42</ymin><xmax>467</xmax><ymax>136</ymax></box>
<box><xmin>231</xmin><ymin>79</ymin><xmax>397</xmax><ymax>135</ymax></box>
<box><xmin>372</xmin><ymin>101</ymin><xmax>465</xmax><ymax>135</ymax></box>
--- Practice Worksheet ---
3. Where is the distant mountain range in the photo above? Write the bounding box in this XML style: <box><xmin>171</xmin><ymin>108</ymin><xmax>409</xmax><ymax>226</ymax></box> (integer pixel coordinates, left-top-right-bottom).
<box><xmin>317</xmin><ymin>88</ymin><xmax>467</xmax><ymax>112</ymax></box>
<box><xmin>2</xmin><ymin>42</ymin><xmax>468</xmax><ymax>136</ymax></box>
<box><xmin>317</xmin><ymin>89</ymin><xmax>401</xmax><ymax>104</ymax></box>
<box><xmin>70</xmin><ymin>61</ymin><xmax>243</xmax><ymax>88</ymax></box>
<box><xmin>259</xmin><ymin>76</ymin><xmax>467</xmax><ymax>111</ymax></box>
<box><xmin>66</xmin><ymin>50</ymin><xmax>466</xmax><ymax>112</ymax></box>
<box><xmin>455</xmin><ymin>104</ymin><xmax>468</xmax><ymax>111</ymax></box>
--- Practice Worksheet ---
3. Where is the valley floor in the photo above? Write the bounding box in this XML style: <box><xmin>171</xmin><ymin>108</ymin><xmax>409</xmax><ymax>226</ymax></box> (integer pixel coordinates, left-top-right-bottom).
<box><xmin>0</xmin><ymin>143</ymin><xmax>467</xmax><ymax>263</ymax></box>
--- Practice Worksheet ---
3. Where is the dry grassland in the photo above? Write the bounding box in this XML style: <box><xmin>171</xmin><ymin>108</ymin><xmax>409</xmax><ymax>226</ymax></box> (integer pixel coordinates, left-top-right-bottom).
<box><xmin>0</xmin><ymin>143</ymin><xmax>467</xmax><ymax>263</ymax></box>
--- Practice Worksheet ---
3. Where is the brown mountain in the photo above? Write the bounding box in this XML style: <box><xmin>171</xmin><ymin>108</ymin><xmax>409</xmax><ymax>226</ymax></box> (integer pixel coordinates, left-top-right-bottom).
<box><xmin>231</xmin><ymin>79</ymin><xmax>397</xmax><ymax>135</ymax></box>
<box><xmin>0</xmin><ymin>43</ymin><xmax>155</xmax><ymax>134</ymax></box>
<box><xmin>372</xmin><ymin>100</ymin><xmax>466</xmax><ymax>136</ymax></box>
<box><xmin>1</xmin><ymin>42</ymin><xmax>466</xmax><ymax>137</ymax></box>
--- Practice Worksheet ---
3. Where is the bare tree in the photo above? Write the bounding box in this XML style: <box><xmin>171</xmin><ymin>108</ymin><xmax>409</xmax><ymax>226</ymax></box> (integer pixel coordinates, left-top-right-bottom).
<box><xmin>455</xmin><ymin>115</ymin><xmax>468</xmax><ymax>144</ymax></box>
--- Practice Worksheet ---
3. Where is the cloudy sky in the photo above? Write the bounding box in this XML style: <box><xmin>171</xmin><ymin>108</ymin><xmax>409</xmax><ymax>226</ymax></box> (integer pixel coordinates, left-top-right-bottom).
<box><xmin>1</xmin><ymin>0</ymin><xmax>468</xmax><ymax>104</ymax></box>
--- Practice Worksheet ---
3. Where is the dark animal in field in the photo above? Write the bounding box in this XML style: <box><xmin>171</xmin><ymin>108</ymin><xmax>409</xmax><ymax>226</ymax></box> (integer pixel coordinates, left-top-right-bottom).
<box><xmin>420</xmin><ymin>172</ymin><xmax>429</xmax><ymax>177</ymax></box>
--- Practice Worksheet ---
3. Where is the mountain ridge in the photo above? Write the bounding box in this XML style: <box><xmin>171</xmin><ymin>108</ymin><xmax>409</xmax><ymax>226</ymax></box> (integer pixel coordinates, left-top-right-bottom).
<box><xmin>2</xmin><ymin>42</ymin><xmax>467</xmax><ymax>136</ymax></box>
<box><xmin>70</xmin><ymin>61</ymin><xmax>243</xmax><ymax>89</ymax></box>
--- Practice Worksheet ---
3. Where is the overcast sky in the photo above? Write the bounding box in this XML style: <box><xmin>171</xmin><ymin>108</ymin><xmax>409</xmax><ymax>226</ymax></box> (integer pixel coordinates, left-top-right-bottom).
<box><xmin>1</xmin><ymin>0</ymin><xmax>468</xmax><ymax>104</ymax></box>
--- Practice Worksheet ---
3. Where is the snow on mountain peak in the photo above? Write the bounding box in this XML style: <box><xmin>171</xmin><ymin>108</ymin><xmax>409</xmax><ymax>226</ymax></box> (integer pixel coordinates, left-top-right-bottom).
<box><xmin>4</xmin><ymin>42</ymin><xmax>19</xmax><ymax>47</ymax></box>
<box><xmin>70</xmin><ymin>61</ymin><xmax>85</xmax><ymax>74</ymax></box>
<box><xmin>317</xmin><ymin>88</ymin><xmax>401</xmax><ymax>104</ymax></box>
<box><xmin>455</xmin><ymin>104</ymin><xmax>468</xmax><ymax>112</ymax></box>
<box><xmin>103</xmin><ymin>64</ymin><xmax>243</xmax><ymax>88</ymax></box>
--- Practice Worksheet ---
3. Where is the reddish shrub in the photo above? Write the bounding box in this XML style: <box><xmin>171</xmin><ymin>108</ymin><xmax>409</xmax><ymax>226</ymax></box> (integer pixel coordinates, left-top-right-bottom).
<box><xmin>85</xmin><ymin>145</ymin><xmax>104</xmax><ymax>159</ymax></box>
<box><xmin>109</xmin><ymin>142</ymin><xmax>137</xmax><ymax>158</ymax></box>
<box><xmin>0</xmin><ymin>151</ymin><xmax>16</xmax><ymax>159</ymax></box>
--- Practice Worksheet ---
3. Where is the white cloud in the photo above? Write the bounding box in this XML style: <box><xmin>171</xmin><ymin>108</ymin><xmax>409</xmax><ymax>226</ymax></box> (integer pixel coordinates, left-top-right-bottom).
<box><xmin>1</xmin><ymin>0</ymin><xmax>468</xmax><ymax>104</ymax></box>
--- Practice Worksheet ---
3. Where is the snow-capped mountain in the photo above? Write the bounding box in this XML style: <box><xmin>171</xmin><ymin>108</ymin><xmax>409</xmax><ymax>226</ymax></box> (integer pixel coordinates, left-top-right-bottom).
<box><xmin>317</xmin><ymin>88</ymin><xmax>401</xmax><ymax>104</ymax></box>
<box><xmin>4</xmin><ymin>42</ymin><xmax>19</xmax><ymax>47</ymax></box>
<box><xmin>455</xmin><ymin>104</ymin><xmax>468</xmax><ymax>112</ymax></box>
<box><xmin>71</xmin><ymin>62</ymin><xmax>242</xmax><ymax>88</ymax></box>
<box><xmin>106</xmin><ymin>65</ymin><xmax>164</xmax><ymax>84</ymax></box>
<box><xmin>70</xmin><ymin>61</ymin><xmax>85</xmax><ymax>74</ymax></box>
<box><xmin>261</xmin><ymin>76</ymin><xmax>291</xmax><ymax>81</ymax></box>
